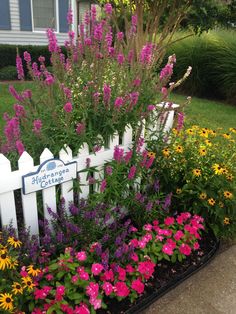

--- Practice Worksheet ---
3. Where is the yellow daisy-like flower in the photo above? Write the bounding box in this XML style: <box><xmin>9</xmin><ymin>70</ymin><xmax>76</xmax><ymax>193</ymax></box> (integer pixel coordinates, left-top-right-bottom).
<box><xmin>0</xmin><ymin>293</ymin><xmax>14</xmax><ymax>311</ymax></box>
<box><xmin>205</xmin><ymin>139</ymin><xmax>212</xmax><ymax>147</ymax></box>
<box><xmin>199</xmin><ymin>192</ymin><xmax>207</xmax><ymax>200</ymax></box>
<box><xmin>21</xmin><ymin>276</ymin><xmax>35</xmax><ymax>290</ymax></box>
<box><xmin>9</xmin><ymin>258</ymin><xmax>19</xmax><ymax>269</ymax></box>
<box><xmin>12</xmin><ymin>282</ymin><xmax>23</xmax><ymax>295</ymax></box>
<box><xmin>175</xmin><ymin>145</ymin><xmax>183</xmax><ymax>153</ymax></box>
<box><xmin>227</xmin><ymin>174</ymin><xmax>234</xmax><ymax>181</ymax></box>
<box><xmin>199</xmin><ymin>129</ymin><xmax>208</xmax><ymax>138</ymax></box>
<box><xmin>27</xmin><ymin>265</ymin><xmax>41</xmax><ymax>277</ymax></box>
<box><xmin>147</xmin><ymin>151</ymin><xmax>156</xmax><ymax>158</ymax></box>
<box><xmin>208</xmin><ymin>129</ymin><xmax>216</xmax><ymax>136</ymax></box>
<box><xmin>208</xmin><ymin>198</ymin><xmax>216</xmax><ymax>206</ymax></box>
<box><xmin>193</xmin><ymin>169</ymin><xmax>201</xmax><ymax>177</ymax></box>
<box><xmin>224</xmin><ymin>217</ymin><xmax>230</xmax><ymax>225</ymax></box>
<box><xmin>176</xmin><ymin>188</ymin><xmax>182</xmax><ymax>194</ymax></box>
<box><xmin>212</xmin><ymin>164</ymin><xmax>223</xmax><ymax>175</ymax></box>
<box><xmin>223</xmin><ymin>191</ymin><xmax>233</xmax><ymax>199</ymax></box>
<box><xmin>199</xmin><ymin>148</ymin><xmax>207</xmax><ymax>156</ymax></box>
<box><xmin>219</xmin><ymin>201</ymin><xmax>224</xmax><ymax>208</ymax></box>
<box><xmin>162</xmin><ymin>148</ymin><xmax>170</xmax><ymax>157</ymax></box>
<box><xmin>229</xmin><ymin>127</ymin><xmax>236</xmax><ymax>134</ymax></box>
<box><xmin>0</xmin><ymin>250</ymin><xmax>11</xmax><ymax>270</ymax></box>
<box><xmin>172</xmin><ymin>128</ymin><xmax>178</xmax><ymax>135</ymax></box>
<box><xmin>186</xmin><ymin>128</ymin><xmax>194</xmax><ymax>135</ymax></box>
<box><xmin>7</xmin><ymin>237</ymin><xmax>22</xmax><ymax>248</ymax></box>
<box><xmin>222</xmin><ymin>133</ymin><xmax>231</xmax><ymax>140</ymax></box>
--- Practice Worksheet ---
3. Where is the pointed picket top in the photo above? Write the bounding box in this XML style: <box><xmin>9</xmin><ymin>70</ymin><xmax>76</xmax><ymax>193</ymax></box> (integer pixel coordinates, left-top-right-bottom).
<box><xmin>0</xmin><ymin>153</ymin><xmax>11</xmax><ymax>168</ymax></box>
<box><xmin>122</xmin><ymin>124</ymin><xmax>133</xmax><ymax>146</ymax></box>
<box><xmin>108</xmin><ymin>133</ymin><xmax>119</xmax><ymax>150</ymax></box>
<box><xmin>59</xmin><ymin>145</ymin><xmax>73</xmax><ymax>162</ymax></box>
<box><xmin>40</xmin><ymin>148</ymin><xmax>54</xmax><ymax>162</ymax></box>
<box><xmin>96</xmin><ymin>134</ymin><xmax>105</xmax><ymax>153</ymax></box>
<box><xmin>18</xmin><ymin>151</ymin><xmax>34</xmax><ymax>166</ymax></box>
<box><xmin>78</xmin><ymin>143</ymin><xmax>89</xmax><ymax>156</ymax></box>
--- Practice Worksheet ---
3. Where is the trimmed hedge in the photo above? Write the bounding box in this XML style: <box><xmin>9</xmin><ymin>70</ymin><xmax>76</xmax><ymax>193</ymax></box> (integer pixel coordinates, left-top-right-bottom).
<box><xmin>0</xmin><ymin>45</ymin><xmax>51</xmax><ymax>70</ymax></box>
<box><xmin>0</xmin><ymin>65</ymin><xmax>17</xmax><ymax>80</ymax></box>
<box><xmin>165</xmin><ymin>29</ymin><xmax>236</xmax><ymax>104</ymax></box>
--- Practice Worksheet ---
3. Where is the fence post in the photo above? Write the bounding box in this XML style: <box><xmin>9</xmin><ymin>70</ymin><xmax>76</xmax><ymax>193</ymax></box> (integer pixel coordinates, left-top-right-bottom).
<box><xmin>0</xmin><ymin>154</ymin><xmax>18</xmax><ymax>231</ymax></box>
<box><xmin>59</xmin><ymin>145</ymin><xmax>74</xmax><ymax>211</ymax></box>
<box><xmin>18</xmin><ymin>151</ymin><xmax>39</xmax><ymax>235</ymax></box>
<box><xmin>77</xmin><ymin>143</ymin><xmax>90</xmax><ymax>199</ymax></box>
<box><xmin>40</xmin><ymin>148</ymin><xmax>57</xmax><ymax>223</ymax></box>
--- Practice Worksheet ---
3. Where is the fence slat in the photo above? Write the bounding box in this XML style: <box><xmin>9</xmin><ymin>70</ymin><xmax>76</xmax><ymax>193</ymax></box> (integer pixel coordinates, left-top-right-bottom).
<box><xmin>77</xmin><ymin>143</ymin><xmax>90</xmax><ymax>199</ymax></box>
<box><xmin>0</xmin><ymin>154</ymin><xmax>18</xmax><ymax>231</ymax></box>
<box><xmin>18</xmin><ymin>152</ymin><xmax>39</xmax><ymax>235</ymax></box>
<box><xmin>122</xmin><ymin>125</ymin><xmax>133</xmax><ymax>146</ymax></box>
<box><xmin>59</xmin><ymin>145</ymin><xmax>74</xmax><ymax>211</ymax></box>
<box><xmin>108</xmin><ymin>133</ymin><xmax>119</xmax><ymax>150</ymax></box>
<box><xmin>40</xmin><ymin>148</ymin><xmax>57</xmax><ymax>222</ymax></box>
<box><xmin>93</xmin><ymin>139</ymin><xmax>105</xmax><ymax>193</ymax></box>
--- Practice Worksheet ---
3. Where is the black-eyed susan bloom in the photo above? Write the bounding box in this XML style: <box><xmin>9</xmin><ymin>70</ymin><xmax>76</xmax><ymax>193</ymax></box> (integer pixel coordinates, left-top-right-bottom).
<box><xmin>22</xmin><ymin>276</ymin><xmax>35</xmax><ymax>290</ymax></box>
<box><xmin>193</xmin><ymin>169</ymin><xmax>201</xmax><ymax>177</ymax></box>
<box><xmin>199</xmin><ymin>129</ymin><xmax>208</xmax><ymax>138</ymax></box>
<box><xmin>222</xmin><ymin>133</ymin><xmax>231</xmax><ymax>140</ymax></box>
<box><xmin>9</xmin><ymin>258</ymin><xmax>18</xmax><ymax>270</ymax></box>
<box><xmin>0</xmin><ymin>250</ymin><xmax>11</xmax><ymax>270</ymax></box>
<box><xmin>224</xmin><ymin>217</ymin><xmax>230</xmax><ymax>225</ymax></box>
<box><xmin>229</xmin><ymin>128</ymin><xmax>236</xmax><ymax>134</ymax></box>
<box><xmin>27</xmin><ymin>265</ymin><xmax>41</xmax><ymax>277</ymax></box>
<box><xmin>162</xmin><ymin>148</ymin><xmax>170</xmax><ymax>157</ymax></box>
<box><xmin>176</xmin><ymin>188</ymin><xmax>182</xmax><ymax>194</ymax></box>
<box><xmin>208</xmin><ymin>198</ymin><xmax>216</xmax><ymax>206</ymax></box>
<box><xmin>7</xmin><ymin>237</ymin><xmax>22</xmax><ymax>248</ymax></box>
<box><xmin>223</xmin><ymin>191</ymin><xmax>233</xmax><ymax>199</ymax></box>
<box><xmin>205</xmin><ymin>139</ymin><xmax>212</xmax><ymax>147</ymax></box>
<box><xmin>199</xmin><ymin>192</ymin><xmax>207</xmax><ymax>200</ymax></box>
<box><xmin>227</xmin><ymin>174</ymin><xmax>234</xmax><ymax>181</ymax></box>
<box><xmin>212</xmin><ymin>164</ymin><xmax>223</xmax><ymax>175</ymax></box>
<box><xmin>199</xmin><ymin>148</ymin><xmax>207</xmax><ymax>156</ymax></box>
<box><xmin>186</xmin><ymin>128</ymin><xmax>194</xmax><ymax>135</ymax></box>
<box><xmin>147</xmin><ymin>151</ymin><xmax>156</xmax><ymax>158</ymax></box>
<box><xmin>12</xmin><ymin>282</ymin><xmax>23</xmax><ymax>295</ymax></box>
<box><xmin>0</xmin><ymin>293</ymin><xmax>14</xmax><ymax>311</ymax></box>
<box><xmin>175</xmin><ymin>145</ymin><xmax>183</xmax><ymax>153</ymax></box>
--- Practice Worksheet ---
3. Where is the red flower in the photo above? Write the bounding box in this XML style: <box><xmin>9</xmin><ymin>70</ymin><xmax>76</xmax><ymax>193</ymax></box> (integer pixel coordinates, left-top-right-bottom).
<box><xmin>102</xmin><ymin>282</ymin><xmax>113</xmax><ymax>296</ymax></box>
<box><xmin>114</xmin><ymin>282</ymin><xmax>130</xmax><ymax>297</ymax></box>
<box><xmin>91</xmin><ymin>263</ymin><xmax>104</xmax><ymax>276</ymax></box>
<box><xmin>117</xmin><ymin>266</ymin><xmax>126</xmax><ymax>281</ymax></box>
<box><xmin>131</xmin><ymin>278</ymin><xmax>145</xmax><ymax>294</ymax></box>
<box><xmin>179</xmin><ymin>243</ymin><xmax>192</xmax><ymax>256</ymax></box>
<box><xmin>137</xmin><ymin>260</ymin><xmax>155</xmax><ymax>279</ymax></box>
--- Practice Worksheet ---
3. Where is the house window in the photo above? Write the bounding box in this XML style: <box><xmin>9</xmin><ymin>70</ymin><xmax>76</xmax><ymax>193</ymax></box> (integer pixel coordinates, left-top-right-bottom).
<box><xmin>32</xmin><ymin>0</ymin><xmax>57</xmax><ymax>31</ymax></box>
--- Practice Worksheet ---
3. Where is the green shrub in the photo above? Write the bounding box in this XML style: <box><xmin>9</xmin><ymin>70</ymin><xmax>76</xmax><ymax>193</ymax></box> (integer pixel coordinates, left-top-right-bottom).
<box><xmin>0</xmin><ymin>65</ymin><xmax>17</xmax><ymax>80</ymax></box>
<box><xmin>165</xmin><ymin>29</ymin><xmax>236</xmax><ymax>104</ymax></box>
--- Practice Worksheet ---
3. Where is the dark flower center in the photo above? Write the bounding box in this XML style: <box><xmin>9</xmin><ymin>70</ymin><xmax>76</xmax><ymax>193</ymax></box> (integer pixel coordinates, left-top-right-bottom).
<box><xmin>16</xmin><ymin>285</ymin><xmax>21</xmax><ymax>289</ymax></box>
<box><xmin>27</xmin><ymin>281</ymin><xmax>32</xmax><ymax>286</ymax></box>
<box><xmin>6</xmin><ymin>297</ymin><xmax>11</xmax><ymax>303</ymax></box>
<box><xmin>1</xmin><ymin>254</ymin><xmax>6</xmax><ymax>259</ymax></box>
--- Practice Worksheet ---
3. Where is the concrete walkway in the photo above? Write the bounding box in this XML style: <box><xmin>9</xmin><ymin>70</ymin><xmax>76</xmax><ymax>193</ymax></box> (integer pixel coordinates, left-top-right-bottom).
<box><xmin>143</xmin><ymin>245</ymin><xmax>236</xmax><ymax>314</ymax></box>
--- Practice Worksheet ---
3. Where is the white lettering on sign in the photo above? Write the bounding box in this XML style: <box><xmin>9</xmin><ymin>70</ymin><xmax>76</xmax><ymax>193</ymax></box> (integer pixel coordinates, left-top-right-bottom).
<box><xmin>22</xmin><ymin>158</ymin><xmax>77</xmax><ymax>194</ymax></box>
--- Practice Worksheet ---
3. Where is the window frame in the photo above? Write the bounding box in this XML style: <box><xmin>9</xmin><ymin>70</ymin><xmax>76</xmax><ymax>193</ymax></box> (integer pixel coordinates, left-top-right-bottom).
<box><xmin>31</xmin><ymin>0</ymin><xmax>59</xmax><ymax>33</ymax></box>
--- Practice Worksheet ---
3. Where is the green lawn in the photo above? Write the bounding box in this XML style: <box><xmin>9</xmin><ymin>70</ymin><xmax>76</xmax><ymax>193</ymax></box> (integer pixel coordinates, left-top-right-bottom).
<box><xmin>0</xmin><ymin>82</ymin><xmax>236</xmax><ymax>132</ymax></box>
<box><xmin>170</xmin><ymin>93</ymin><xmax>236</xmax><ymax>131</ymax></box>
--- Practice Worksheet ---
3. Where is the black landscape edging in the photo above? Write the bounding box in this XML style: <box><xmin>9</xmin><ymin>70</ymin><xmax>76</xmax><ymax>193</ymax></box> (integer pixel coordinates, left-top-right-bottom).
<box><xmin>125</xmin><ymin>233</ymin><xmax>220</xmax><ymax>314</ymax></box>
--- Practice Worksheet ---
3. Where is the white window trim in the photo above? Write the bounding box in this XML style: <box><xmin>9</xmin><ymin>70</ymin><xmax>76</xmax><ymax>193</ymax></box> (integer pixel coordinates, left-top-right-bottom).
<box><xmin>30</xmin><ymin>0</ymin><xmax>59</xmax><ymax>33</ymax></box>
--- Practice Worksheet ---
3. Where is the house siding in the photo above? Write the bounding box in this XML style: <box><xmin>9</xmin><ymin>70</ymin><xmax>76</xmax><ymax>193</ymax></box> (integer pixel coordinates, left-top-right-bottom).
<box><xmin>0</xmin><ymin>30</ymin><xmax>68</xmax><ymax>45</ymax></box>
<box><xmin>10</xmin><ymin>0</ymin><xmax>20</xmax><ymax>31</ymax></box>
<box><xmin>0</xmin><ymin>0</ymin><xmax>69</xmax><ymax>46</ymax></box>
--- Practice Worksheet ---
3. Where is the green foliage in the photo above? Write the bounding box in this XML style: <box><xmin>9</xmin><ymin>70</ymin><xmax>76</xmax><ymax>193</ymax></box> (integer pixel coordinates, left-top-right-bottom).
<box><xmin>166</xmin><ymin>29</ymin><xmax>236</xmax><ymax>103</ymax></box>
<box><xmin>0</xmin><ymin>66</ymin><xmax>17</xmax><ymax>81</ymax></box>
<box><xmin>147</xmin><ymin>125</ymin><xmax>236</xmax><ymax>238</ymax></box>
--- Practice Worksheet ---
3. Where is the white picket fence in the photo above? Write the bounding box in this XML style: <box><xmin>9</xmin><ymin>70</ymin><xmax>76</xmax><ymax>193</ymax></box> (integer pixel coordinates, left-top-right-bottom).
<box><xmin>0</xmin><ymin>105</ymin><xmax>178</xmax><ymax>235</ymax></box>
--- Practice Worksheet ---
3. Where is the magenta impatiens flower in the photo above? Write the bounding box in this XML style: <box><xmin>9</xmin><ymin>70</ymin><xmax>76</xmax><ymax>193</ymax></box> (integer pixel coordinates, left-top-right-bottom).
<box><xmin>102</xmin><ymin>282</ymin><xmax>113</xmax><ymax>296</ymax></box>
<box><xmin>137</xmin><ymin>260</ymin><xmax>155</xmax><ymax>279</ymax></box>
<box><xmin>91</xmin><ymin>263</ymin><xmax>104</xmax><ymax>276</ymax></box>
<box><xmin>164</xmin><ymin>216</ymin><xmax>175</xmax><ymax>226</ymax></box>
<box><xmin>179</xmin><ymin>243</ymin><xmax>192</xmax><ymax>256</ymax></box>
<box><xmin>76</xmin><ymin>251</ymin><xmax>87</xmax><ymax>261</ymax></box>
<box><xmin>63</xmin><ymin>102</ymin><xmax>73</xmax><ymax>113</ymax></box>
<box><xmin>131</xmin><ymin>278</ymin><xmax>145</xmax><ymax>294</ymax></box>
<box><xmin>114</xmin><ymin>282</ymin><xmax>130</xmax><ymax>297</ymax></box>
